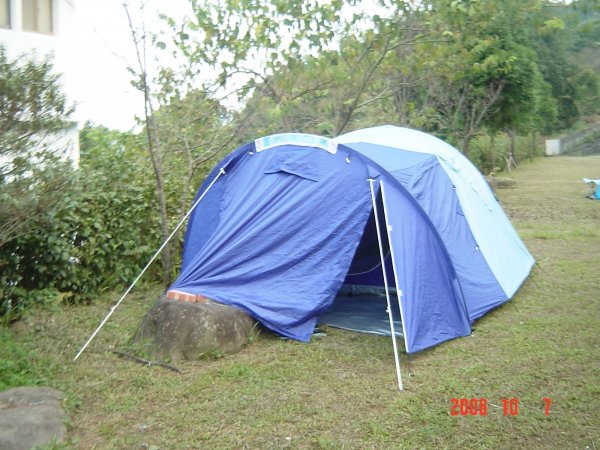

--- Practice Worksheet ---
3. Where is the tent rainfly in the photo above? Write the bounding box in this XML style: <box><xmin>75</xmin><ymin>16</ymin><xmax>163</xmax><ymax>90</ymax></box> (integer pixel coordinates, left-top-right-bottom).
<box><xmin>169</xmin><ymin>125</ymin><xmax>534</xmax><ymax>386</ymax></box>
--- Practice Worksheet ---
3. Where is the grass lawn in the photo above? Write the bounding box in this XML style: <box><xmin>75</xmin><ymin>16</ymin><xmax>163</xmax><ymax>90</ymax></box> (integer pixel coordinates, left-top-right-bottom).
<box><xmin>2</xmin><ymin>155</ymin><xmax>599</xmax><ymax>449</ymax></box>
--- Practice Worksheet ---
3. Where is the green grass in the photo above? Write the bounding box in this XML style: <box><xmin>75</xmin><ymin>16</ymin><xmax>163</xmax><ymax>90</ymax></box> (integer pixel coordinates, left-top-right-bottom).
<box><xmin>2</xmin><ymin>155</ymin><xmax>600</xmax><ymax>449</ymax></box>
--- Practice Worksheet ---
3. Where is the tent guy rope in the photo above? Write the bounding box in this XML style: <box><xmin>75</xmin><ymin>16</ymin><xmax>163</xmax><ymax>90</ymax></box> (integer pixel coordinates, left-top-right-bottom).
<box><xmin>73</xmin><ymin>167</ymin><xmax>227</xmax><ymax>361</ymax></box>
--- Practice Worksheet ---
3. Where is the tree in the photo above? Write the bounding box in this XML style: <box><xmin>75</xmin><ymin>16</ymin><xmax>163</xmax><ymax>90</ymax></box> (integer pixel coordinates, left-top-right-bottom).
<box><xmin>152</xmin><ymin>87</ymin><xmax>239</xmax><ymax>219</ymax></box>
<box><xmin>408</xmin><ymin>0</ymin><xmax>549</xmax><ymax>155</ymax></box>
<box><xmin>123</xmin><ymin>1</ymin><xmax>175</xmax><ymax>286</ymax></box>
<box><xmin>0</xmin><ymin>45</ymin><xmax>74</xmax><ymax>248</ymax></box>
<box><xmin>534</xmin><ymin>34</ymin><xmax>578</xmax><ymax>128</ymax></box>
<box><xmin>231</xmin><ymin>2</ymin><xmax>433</xmax><ymax>137</ymax></box>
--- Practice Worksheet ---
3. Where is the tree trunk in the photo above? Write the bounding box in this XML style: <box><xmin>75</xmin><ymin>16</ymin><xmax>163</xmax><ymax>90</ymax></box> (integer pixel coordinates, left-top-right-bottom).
<box><xmin>530</xmin><ymin>130</ymin><xmax>536</xmax><ymax>162</ymax></box>
<box><xmin>178</xmin><ymin>134</ymin><xmax>195</xmax><ymax>222</ymax></box>
<box><xmin>124</xmin><ymin>3</ymin><xmax>172</xmax><ymax>287</ymax></box>
<box><xmin>144</xmin><ymin>105</ymin><xmax>172</xmax><ymax>287</ymax></box>
<box><xmin>462</xmin><ymin>134</ymin><xmax>473</xmax><ymax>158</ymax></box>
<box><xmin>490</xmin><ymin>132</ymin><xmax>496</xmax><ymax>170</ymax></box>
<box><xmin>505</xmin><ymin>128</ymin><xmax>517</xmax><ymax>172</ymax></box>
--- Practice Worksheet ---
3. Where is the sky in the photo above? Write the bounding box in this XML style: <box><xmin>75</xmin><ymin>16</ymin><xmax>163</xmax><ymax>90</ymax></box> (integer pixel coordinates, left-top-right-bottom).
<box><xmin>68</xmin><ymin>0</ymin><xmax>387</xmax><ymax>131</ymax></box>
<box><xmin>69</xmin><ymin>0</ymin><xmax>193</xmax><ymax>131</ymax></box>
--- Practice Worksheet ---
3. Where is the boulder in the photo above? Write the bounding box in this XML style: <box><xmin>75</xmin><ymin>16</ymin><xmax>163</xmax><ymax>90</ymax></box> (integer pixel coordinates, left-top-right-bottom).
<box><xmin>132</xmin><ymin>295</ymin><xmax>256</xmax><ymax>361</ymax></box>
<box><xmin>0</xmin><ymin>387</ymin><xmax>67</xmax><ymax>450</ymax></box>
<box><xmin>494</xmin><ymin>176</ymin><xmax>517</xmax><ymax>189</ymax></box>
<box><xmin>486</xmin><ymin>175</ymin><xmax>516</xmax><ymax>191</ymax></box>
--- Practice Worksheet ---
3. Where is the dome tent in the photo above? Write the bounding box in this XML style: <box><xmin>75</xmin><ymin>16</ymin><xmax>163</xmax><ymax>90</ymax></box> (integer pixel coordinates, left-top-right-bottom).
<box><xmin>170</xmin><ymin>126</ymin><xmax>534</xmax><ymax>357</ymax></box>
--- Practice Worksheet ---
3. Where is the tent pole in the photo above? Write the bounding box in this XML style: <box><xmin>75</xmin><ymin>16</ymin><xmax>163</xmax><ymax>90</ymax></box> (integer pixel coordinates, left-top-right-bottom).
<box><xmin>379</xmin><ymin>180</ymin><xmax>410</xmax><ymax>353</ymax></box>
<box><xmin>73</xmin><ymin>167</ymin><xmax>227</xmax><ymax>362</ymax></box>
<box><xmin>368</xmin><ymin>179</ymin><xmax>404</xmax><ymax>391</ymax></box>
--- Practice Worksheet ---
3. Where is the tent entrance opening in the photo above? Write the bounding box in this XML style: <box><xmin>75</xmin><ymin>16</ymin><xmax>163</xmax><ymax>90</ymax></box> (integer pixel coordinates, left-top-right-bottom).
<box><xmin>318</xmin><ymin>190</ymin><xmax>403</xmax><ymax>337</ymax></box>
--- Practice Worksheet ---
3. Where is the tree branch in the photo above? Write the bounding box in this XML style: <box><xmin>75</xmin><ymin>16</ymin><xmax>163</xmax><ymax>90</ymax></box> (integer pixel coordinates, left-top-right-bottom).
<box><xmin>112</xmin><ymin>350</ymin><xmax>182</xmax><ymax>373</ymax></box>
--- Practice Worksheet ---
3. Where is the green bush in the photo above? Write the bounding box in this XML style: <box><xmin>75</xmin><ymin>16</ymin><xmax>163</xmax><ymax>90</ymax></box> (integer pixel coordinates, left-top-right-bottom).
<box><xmin>0</xmin><ymin>126</ymin><xmax>163</xmax><ymax>319</ymax></box>
<box><xmin>469</xmin><ymin>132</ymin><xmax>543</xmax><ymax>173</ymax></box>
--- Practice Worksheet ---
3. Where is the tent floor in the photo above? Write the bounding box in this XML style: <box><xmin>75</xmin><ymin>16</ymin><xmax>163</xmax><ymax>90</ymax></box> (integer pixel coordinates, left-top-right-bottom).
<box><xmin>318</xmin><ymin>294</ymin><xmax>403</xmax><ymax>337</ymax></box>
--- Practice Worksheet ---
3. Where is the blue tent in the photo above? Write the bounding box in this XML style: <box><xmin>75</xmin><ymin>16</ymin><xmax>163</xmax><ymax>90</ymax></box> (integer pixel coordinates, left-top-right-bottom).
<box><xmin>170</xmin><ymin>126</ymin><xmax>534</xmax><ymax>354</ymax></box>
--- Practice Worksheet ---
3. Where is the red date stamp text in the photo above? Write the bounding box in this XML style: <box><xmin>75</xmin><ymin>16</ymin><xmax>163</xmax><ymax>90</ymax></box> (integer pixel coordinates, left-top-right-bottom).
<box><xmin>450</xmin><ymin>397</ymin><xmax>552</xmax><ymax>416</ymax></box>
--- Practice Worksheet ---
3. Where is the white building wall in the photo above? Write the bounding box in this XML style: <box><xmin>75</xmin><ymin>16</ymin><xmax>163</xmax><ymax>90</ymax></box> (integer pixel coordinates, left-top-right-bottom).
<box><xmin>545</xmin><ymin>139</ymin><xmax>561</xmax><ymax>156</ymax></box>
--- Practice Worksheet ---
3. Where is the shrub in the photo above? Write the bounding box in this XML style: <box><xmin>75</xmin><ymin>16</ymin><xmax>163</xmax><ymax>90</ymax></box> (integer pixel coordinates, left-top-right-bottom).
<box><xmin>0</xmin><ymin>126</ymin><xmax>162</xmax><ymax>319</ymax></box>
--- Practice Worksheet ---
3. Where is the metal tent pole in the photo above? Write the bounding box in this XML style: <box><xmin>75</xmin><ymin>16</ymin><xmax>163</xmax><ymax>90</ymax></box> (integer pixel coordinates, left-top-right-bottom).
<box><xmin>368</xmin><ymin>179</ymin><xmax>404</xmax><ymax>391</ymax></box>
<box><xmin>73</xmin><ymin>168</ymin><xmax>227</xmax><ymax>361</ymax></box>
<box><xmin>379</xmin><ymin>180</ymin><xmax>410</xmax><ymax>353</ymax></box>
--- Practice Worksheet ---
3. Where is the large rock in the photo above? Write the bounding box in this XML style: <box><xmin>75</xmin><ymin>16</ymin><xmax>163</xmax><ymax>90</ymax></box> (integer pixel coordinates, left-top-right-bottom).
<box><xmin>132</xmin><ymin>295</ymin><xmax>256</xmax><ymax>361</ymax></box>
<box><xmin>486</xmin><ymin>174</ymin><xmax>516</xmax><ymax>191</ymax></box>
<box><xmin>0</xmin><ymin>387</ymin><xmax>67</xmax><ymax>450</ymax></box>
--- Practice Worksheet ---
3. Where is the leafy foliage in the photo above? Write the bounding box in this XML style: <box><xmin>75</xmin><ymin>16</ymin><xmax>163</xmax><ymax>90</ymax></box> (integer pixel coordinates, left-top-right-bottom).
<box><xmin>0</xmin><ymin>46</ymin><xmax>73</xmax><ymax>175</ymax></box>
<box><xmin>153</xmin><ymin>89</ymin><xmax>233</xmax><ymax>214</ymax></box>
<box><xmin>0</xmin><ymin>125</ymin><xmax>162</xmax><ymax>319</ymax></box>
<box><xmin>0</xmin><ymin>45</ymin><xmax>75</xmax><ymax>248</ymax></box>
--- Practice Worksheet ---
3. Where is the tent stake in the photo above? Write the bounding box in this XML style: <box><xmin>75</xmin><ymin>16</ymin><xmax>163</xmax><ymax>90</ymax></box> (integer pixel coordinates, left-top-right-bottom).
<box><xmin>73</xmin><ymin>168</ymin><xmax>227</xmax><ymax>361</ymax></box>
<box><xmin>368</xmin><ymin>179</ymin><xmax>404</xmax><ymax>391</ymax></box>
<box><xmin>379</xmin><ymin>180</ymin><xmax>410</xmax><ymax>353</ymax></box>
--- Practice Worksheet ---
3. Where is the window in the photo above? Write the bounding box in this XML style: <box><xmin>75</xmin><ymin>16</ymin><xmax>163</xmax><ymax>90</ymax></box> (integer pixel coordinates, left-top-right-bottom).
<box><xmin>0</xmin><ymin>0</ymin><xmax>10</xmax><ymax>29</ymax></box>
<box><xmin>22</xmin><ymin>0</ymin><xmax>52</xmax><ymax>34</ymax></box>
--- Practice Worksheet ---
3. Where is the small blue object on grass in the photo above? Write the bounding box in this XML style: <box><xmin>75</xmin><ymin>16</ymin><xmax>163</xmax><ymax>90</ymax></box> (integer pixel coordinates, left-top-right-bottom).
<box><xmin>583</xmin><ymin>178</ymin><xmax>600</xmax><ymax>200</ymax></box>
